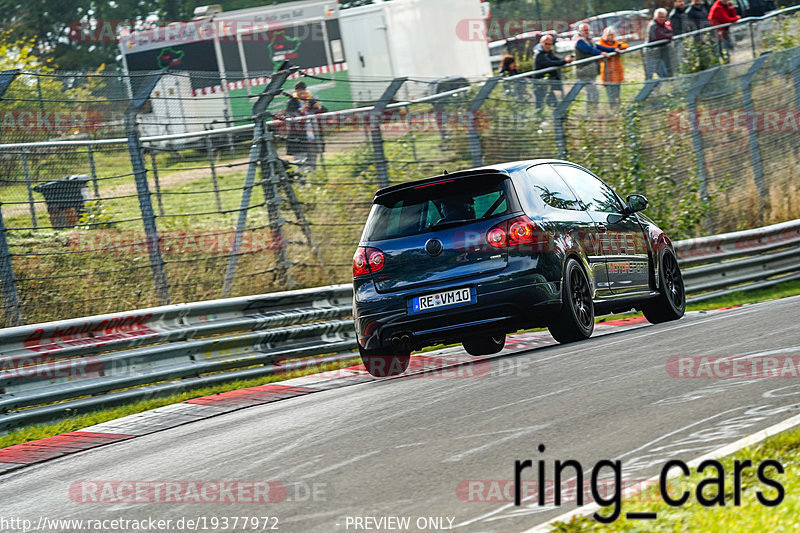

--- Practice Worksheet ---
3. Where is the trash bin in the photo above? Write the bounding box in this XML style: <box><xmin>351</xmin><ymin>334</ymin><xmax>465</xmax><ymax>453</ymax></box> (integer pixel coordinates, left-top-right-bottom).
<box><xmin>33</xmin><ymin>175</ymin><xmax>91</xmax><ymax>228</ymax></box>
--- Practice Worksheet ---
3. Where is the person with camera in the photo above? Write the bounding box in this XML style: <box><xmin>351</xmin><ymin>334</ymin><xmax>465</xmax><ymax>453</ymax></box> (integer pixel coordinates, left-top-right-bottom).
<box><xmin>598</xmin><ymin>27</ymin><xmax>628</xmax><ymax>110</ymax></box>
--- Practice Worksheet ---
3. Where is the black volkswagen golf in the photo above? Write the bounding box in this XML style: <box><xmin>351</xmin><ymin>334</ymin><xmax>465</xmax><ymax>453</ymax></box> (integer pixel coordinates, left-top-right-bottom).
<box><xmin>353</xmin><ymin>160</ymin><xmax>685</xmax><ymax>376</ymax></box>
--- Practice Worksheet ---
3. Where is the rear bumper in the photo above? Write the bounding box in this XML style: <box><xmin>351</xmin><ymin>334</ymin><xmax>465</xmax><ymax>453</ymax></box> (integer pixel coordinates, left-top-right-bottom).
<box><xmin>354</xmin><ymin>274</ymin><xmax>560</xmax><ymax>351</ymax></box>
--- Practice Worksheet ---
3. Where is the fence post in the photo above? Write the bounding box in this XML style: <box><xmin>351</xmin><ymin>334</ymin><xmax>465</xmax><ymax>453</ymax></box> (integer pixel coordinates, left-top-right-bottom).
<box><xmin>0</xmin><ymin>203</ymin><xmax>23</xmax><ymax>326</ymax></box>
<box><xmin>467</xmin><ymin>76</ymin><xmax>500</xmax><ymax>167</ymax></box>
<box><xmin>791</xmin><ymin>49</ymin><xmax>800</xmax><ymax>112</ymax></box>
<box><xmin>205</xmin><ymin>133</ymin><xmax>223</xmax><ymax>212</ymax></box>
<box><xmin>554</xmin><ymin>81</ymin><xmax>586</xmax><ymax>160</ymax></box>
<box><xmin>259</xmin><ymin>130</ymin><xmax>294</xmax><ymax>290</ymax></box>
<box><xmin>148</xmin><ymin>150</ymin><xmax>165</xmax><ymax>217</ymax></box>
<box><xmin>87</xmin><ymin>144</ymin><xmax>100</xmax><ymax>198</ymax></box>
<box><xmin>0</xmin><ymin>69</ymin><xmax>20</xmax><ymax>95</ymax></box>
<box><xmin>686</xmin><ymin>67</ymin><xmax>720</xmax><ymax>200</ymax></box>
<box><xmin>124</xmin><ymin>72</ymin><xmax>170</xmax><ymax>306</ymax></box>
<box><xmin>273</xmin><ymin>153</ymin><xmax>329</xmax><ymax>279</ymax></box>
<box><xmin>222</xmin><ymin>61</ymin><xmax>294</xmax><ymax>297</ymax></box>
<box><xmin>625</xmin><ymin>80</ymin><xmax>661</xmax><ymax>175</ymax></box>
<box><xmin>369</xmin><ymin>78</ymin><xmax>407</xmax><ymax>189</ymax></box>
<box><xmin>741</xmin><ymin>53</ymin><xmax>770</xmax><ymax>197</ymax></box>
<box><xmin>223</xmin><ymin>107</ymin><xmax>235</xmax><ymax>154</ymax></box>
<box><xmin>20</xmin><ymin>149</ymin><xmax>37</xmax><ymax>229</ymax></box>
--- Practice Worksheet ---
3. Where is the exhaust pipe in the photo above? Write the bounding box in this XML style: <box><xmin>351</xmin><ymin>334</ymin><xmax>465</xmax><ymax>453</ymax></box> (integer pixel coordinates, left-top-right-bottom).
<box><xmin>389</xmin><ymin>332</ymin><xmax>414</xmax><ymax>353</ymax></box>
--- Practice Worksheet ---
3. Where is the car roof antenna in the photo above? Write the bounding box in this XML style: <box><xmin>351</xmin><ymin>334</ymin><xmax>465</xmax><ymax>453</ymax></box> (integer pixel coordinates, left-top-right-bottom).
<box><xmin>443</xmin><ymin>170</ymin><xmax>449</xmax><ymax>175</ymax></box>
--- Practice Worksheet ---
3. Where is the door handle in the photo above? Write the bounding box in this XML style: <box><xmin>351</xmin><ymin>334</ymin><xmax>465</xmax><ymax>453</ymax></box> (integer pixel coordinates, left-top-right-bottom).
<box><xmin>596</xmin><ymin>223</ymin><xmax>607</xmax><ymax>233</ymax></box>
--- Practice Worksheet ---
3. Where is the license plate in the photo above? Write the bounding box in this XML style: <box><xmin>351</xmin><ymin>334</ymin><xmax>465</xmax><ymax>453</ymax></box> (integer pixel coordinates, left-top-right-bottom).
<box><xmin>409</xmin><ymin>287</ymin><xmax>475</xmax><ymax>315</ymax></box>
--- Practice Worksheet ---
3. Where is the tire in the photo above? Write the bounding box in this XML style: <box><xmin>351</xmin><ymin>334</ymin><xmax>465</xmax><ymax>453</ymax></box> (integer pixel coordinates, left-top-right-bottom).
<box><xmin>548</xmin><ymin>258</ymin><xmax>595</xmax><ymax>344</ymax></box>
<box><xmin>358</xmin><ymin>344</ymin><xmax>411</xmax><ymax>377</ymax></box>
<box><xmin>642</xmin><ymin>250</ymin><xmax>686</xmax><ymax>324</ymax></box>
<box><xmin>462</xmin><ymin>333</ymin><xmax>506</xmax><ymax>356</ymax></box>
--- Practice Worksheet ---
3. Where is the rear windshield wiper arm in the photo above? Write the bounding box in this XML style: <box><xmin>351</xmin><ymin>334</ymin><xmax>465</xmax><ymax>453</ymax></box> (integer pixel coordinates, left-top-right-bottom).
<box><xmin>430</xmin><ymin>218</ymin><xmax>477</xmax><ymax>230</ymax></box>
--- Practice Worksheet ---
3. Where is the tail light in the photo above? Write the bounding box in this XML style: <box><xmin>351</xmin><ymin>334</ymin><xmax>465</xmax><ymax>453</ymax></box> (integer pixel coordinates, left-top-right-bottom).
<box><xmin>487</xmin><ymin>215</ymin><xmax>545</xmax><ymax>249</ymax></box>
<box><xmin>353</xmin><ymin>246</ymin><xmax>385</xmax><ymax>277</ymax></box>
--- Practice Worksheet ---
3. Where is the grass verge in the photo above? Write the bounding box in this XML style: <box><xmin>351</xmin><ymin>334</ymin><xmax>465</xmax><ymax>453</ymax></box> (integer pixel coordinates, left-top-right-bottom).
<box><xmin>550</xmin><ymin>423</ymin><xmax>800</xmax><ymax>531</ymax></box>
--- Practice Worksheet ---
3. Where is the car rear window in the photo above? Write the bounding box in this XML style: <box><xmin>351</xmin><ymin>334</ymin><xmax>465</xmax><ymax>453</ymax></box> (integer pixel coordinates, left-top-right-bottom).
<box><xmin>362</xmin><ymin>176</ymin><xmax>514</xmax><ymax>242</ymax></box>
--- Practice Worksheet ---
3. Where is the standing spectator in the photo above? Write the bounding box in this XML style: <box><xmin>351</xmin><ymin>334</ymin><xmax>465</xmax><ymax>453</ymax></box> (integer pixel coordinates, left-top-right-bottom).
<box><xmin>574</xmin><ymin>23</ymin><xmax>615</xmax><ymax>110</ymax></box>
<box><xmin>533</xmin><ymin>34</ymin><xmax>574</xmax><ymax>110</ymax></box>
<box><xmin>709</xmin><ymin>0</ymin><xmax>740</xmax><ymax>55</ymax></box>
<box><xmin>670</xmin><ymin>0</ymin><xmax>689</xmax><ymax>35</ymax></box>
<box><xmin>293</xmin><ymin>80</ymin><xmax>312</xmax><ymax>102</ymax></box>
<box><xmin>499</xmin><ymin>55</ymin><xmax>520</xmax><ymax>76</ymax></box>
<box><xmin>685</xmin><ymin>0</ymin><xmax>711</xmax><ymax>33</ymax></box>
<box><xmin>533</xmin><ymin>30</ymin><xmax>558</xmax><ymax>54</ymax></box>
<box><xmin>599</xmin><ymin>27</ymin><xmax>628</xmax><ymax>110</ymax></box>
<box><xmin>644</xmin><ymin>8</ymin><xmax>675</xmax><ymax>79</ymax></box>
<box><xmin>302</xmin><ymin>98</ymin><xmax>328</xmax><ymax>172</ymax></box>
<box><xmin>499</xmin><ymin>55</ymin><xmax>525</xmax><ymax>100</ymax></box>
<box><xmin>284</xmin><ymin>94</ymin><xmax>308</xmax><ymax>171</ymax></box>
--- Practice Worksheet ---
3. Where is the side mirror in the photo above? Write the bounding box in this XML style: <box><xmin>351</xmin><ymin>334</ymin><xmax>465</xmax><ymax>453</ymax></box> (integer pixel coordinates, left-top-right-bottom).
<box><xmin>627</xmin><ymin>194</ymin><xmax>648</xmax><ymax>213</ymax></box>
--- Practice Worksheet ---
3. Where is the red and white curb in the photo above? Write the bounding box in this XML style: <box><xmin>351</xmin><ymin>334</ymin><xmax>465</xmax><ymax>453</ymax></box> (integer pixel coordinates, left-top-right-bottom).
<box><xmin>0</xmin><ymin>309</ymin><xmax>736</xmax><ymax>475</ymax></box>
<box><xmin>191</xmin><ymin>63</ymin><xmax>348</xmax><ymax>97</ymax></box>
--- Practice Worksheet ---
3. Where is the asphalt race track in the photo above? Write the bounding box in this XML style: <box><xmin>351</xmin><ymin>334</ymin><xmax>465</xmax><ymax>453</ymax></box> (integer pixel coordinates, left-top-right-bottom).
<box><xmin>2</xmin><ymin>296</ymin><xmax>800</xmax><ymax>533</ymax></box>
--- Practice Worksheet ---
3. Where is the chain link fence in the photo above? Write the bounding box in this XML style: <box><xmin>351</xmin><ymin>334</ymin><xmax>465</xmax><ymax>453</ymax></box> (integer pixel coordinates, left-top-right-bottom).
<box><xmin>1</xmin><ymin>9</ymin><xmax>800</xmax><ymax>327</ymax></box>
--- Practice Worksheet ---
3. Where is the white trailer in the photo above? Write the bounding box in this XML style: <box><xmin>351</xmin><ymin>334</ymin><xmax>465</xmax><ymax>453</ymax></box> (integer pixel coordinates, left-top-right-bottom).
<box><xmin>339</xmin><ymin>0</ymin><xmax>492</xmax><ymax>104</ymax></box>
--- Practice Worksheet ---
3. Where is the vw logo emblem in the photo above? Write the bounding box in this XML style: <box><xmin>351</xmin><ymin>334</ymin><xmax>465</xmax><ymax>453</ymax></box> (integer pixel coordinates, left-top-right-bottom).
<box><xmin>425</xmin><ymin>239</ymin><xmax>443</xmax><ymax>257</ymax></box>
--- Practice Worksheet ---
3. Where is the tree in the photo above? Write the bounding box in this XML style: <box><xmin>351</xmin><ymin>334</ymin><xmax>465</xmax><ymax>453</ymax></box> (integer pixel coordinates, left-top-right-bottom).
<box><xmin>0</xmin><ymin>0</ymin><xmax>302</xmax><ymax>70</ymax></box>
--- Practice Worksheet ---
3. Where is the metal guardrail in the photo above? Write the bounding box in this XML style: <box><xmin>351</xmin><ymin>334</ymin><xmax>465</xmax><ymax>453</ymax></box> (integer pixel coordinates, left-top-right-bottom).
<box><xmin>0</xmin><ymin>219</ymin><xmax>798</xmax><ymax>433</ymax></box>
<box><xmin>0</xmin><ymin>285</ymin><xmax>356</xmax><ymax>432</ymax></box>
<box><xmin>676</xmin><ymin>219</ymin><xmax>800</xmax><ymax>302</ymax></box>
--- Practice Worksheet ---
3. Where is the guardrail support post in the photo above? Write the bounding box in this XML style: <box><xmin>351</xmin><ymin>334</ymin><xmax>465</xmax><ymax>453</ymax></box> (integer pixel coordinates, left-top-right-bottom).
<box><xmin>554</xmin><ymin>81</ymin><xmax>586</xmax><ymax>160</ymax></box>
<box><xmin>0</xmin><ymin>202</ymin><xmax>23</xmax><ymax>326</ymax></box>
<box><xmin>20</xmin><ymin>149</ymin><xmax>37</xmax><ymax>229</ymax></box>
<box><xmin>467</xmin><ymin>76</ymin><xmax>500</xmax><ymax>167</ymax></box>
<box><xmin>370</xmin><ymin>78</ymin><xmax>407</xmax><ymax>189</ymax></box>
<box><xmin>87</xmin><ymin>144</ymin><xmax>100</xmax><ymax>198</ymax></box>
<box><xmin>791</xmin><ymin>49</ymin><xmax>800</xmax><ymax>113</ymax></box>
<box><xmin>687</xmin><ymin>67</ymin><xmax>720</xmax><ymax>200</ymax></box>
<box><xmin>222</xmin><ymin>61</ymin><xmax>294</xmax><ymax>297</ymax></box>
<box><xmin>147</xmin><ymin>150</ymin><xmax>165</xmax><ymax>217</ymax></box>
<box><xmin>205</xmin><ymin>133</ymin><xmax>223</xmax><ymax>212</ymax></box>
<box><xmin>741</xmin><ymin>53</ymin><xmax>770</xmax><ymax>197</ymax></box>
<box><xmin>124</xmin><ymin>72</ymin><xmax>170</xmax><ymax>306</ymax></box>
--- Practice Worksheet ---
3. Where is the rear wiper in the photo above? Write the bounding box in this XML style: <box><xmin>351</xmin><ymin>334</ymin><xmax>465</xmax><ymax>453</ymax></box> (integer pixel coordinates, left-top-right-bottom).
<box><xmin>430</xmin><ymin>218</ymin><xmax>476</xmax><ymax>230</ymax></box>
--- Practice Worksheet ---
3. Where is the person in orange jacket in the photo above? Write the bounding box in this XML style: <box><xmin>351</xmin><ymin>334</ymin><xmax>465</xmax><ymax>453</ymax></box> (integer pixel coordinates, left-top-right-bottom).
<box><xmin>599</xmin><ymin>27</ymin><xmax>628</xmax><ymax>109</ymax></box>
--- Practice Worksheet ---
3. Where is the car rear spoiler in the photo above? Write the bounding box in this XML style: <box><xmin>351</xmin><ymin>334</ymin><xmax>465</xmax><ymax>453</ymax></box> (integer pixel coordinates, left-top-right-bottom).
<box><xmin>373</xmin><ymin>169</ymin><xmax>511</xmax><ymax>201</ymax></box>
